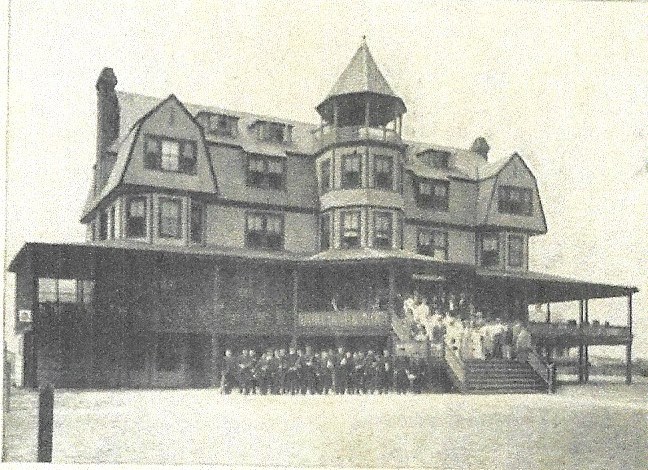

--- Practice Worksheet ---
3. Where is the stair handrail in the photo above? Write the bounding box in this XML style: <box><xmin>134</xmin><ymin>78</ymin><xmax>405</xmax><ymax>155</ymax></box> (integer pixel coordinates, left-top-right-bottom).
<box><xmin>444</xmin><ymin>343</ymin><xmax>466</xmax><ymax>389</ymax></box>
<box><xmin>527</xmin><ymin>349</ymin><xmax>555</xmax><ymax>393</ymax></box>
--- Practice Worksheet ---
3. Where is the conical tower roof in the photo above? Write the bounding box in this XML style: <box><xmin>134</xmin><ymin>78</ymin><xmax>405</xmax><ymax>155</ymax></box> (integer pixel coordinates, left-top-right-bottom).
<box><xmin>327</xmin><ymin>40</ymin><xmax>397</xmax><ymax>98</ymax></box>
<box><xmin>317</xmin><ymin>39</ymin><xmax>406</xmax><ymax>119</ymax></box>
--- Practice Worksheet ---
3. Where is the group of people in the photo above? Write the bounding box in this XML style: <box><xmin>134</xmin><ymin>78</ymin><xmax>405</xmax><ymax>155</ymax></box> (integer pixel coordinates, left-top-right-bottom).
<box><xmin>220</xmin><ymin>346</ymin><xmax>433</xmax><ymax>395</ymax></box>
<box><xmin>402</xmin><ymin>291</ymin><xmax>534</xmax><ymax>362</ymax></box>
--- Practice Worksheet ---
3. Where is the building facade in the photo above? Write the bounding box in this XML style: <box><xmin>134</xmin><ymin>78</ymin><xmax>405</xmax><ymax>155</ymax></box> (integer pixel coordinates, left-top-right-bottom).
<box><xmin>9</xmin><ymin>41</ymin><xmax>636</xmax><ymax>390</ymax></box>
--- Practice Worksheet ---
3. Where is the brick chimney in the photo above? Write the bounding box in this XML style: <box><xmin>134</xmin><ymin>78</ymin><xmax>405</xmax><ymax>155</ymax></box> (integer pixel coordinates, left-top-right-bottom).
<box><xmin>470</xmin><ymin>137</ymin><xmax>490</xmax><ymax>160</ymax></box>
<box><xmin>95</xmin><ymin>68</ymin><xmax>120</xmax><ymax>193</ymax></box>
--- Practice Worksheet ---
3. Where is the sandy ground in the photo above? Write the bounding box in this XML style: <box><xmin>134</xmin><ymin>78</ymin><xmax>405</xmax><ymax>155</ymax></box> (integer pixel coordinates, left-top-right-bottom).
<box><xmin>3</xmin><ymin>380</ymin><xmax>648</xmax><ymax>468</ymax></box>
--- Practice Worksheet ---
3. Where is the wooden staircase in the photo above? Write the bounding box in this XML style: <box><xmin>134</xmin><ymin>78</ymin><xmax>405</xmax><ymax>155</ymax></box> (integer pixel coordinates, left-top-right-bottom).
<box><xmin>445</xmin><ymin>347</ymin><xmax>554</xmax><ymax>394</ymax></box>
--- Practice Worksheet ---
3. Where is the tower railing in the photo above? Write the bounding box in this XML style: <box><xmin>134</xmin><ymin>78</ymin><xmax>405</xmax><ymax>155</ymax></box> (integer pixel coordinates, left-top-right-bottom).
<box><xmin>312</xmin><ymin>124</ymin><xmax>401</xmax><ymax>148</ymax></box>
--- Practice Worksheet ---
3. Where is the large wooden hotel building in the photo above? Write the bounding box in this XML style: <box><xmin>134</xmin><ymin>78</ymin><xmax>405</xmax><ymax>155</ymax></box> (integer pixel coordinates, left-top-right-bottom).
<box><xmin>9</xmin><ymin>41</ymin><xmax>637</xmax><ymax>391</ymax></box>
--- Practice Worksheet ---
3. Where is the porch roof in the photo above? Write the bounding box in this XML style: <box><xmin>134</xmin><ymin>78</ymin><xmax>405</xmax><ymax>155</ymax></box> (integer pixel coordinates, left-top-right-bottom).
<box><xmin>8</xmin><ymin>242</ymin><xmax>638</xmax><ymax>303</ymax></box>
<box><xmin>475</xmin><ymin>268</ymin><xmax>638</xmax><ymax>303</ymax></box>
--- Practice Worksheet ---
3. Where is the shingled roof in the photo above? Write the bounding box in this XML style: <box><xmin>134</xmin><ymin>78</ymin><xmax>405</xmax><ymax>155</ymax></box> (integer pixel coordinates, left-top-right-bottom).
<box><xmin>326</xmin><ymin>40</ymin><xmax>398</xmax><ymax>99</ymax></box>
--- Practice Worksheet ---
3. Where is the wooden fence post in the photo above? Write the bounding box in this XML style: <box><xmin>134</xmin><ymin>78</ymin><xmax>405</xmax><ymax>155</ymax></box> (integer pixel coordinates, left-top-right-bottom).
<box><xmin>37</xmin><ymin>383</ymin><xmax>54</xmax><ymax>462</ymax></box>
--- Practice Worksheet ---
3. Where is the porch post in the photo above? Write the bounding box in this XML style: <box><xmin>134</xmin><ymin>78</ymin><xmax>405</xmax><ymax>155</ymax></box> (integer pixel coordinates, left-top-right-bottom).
<box><xmin>545</xmin><ymin>303</ymin><xmax>551</xmax><ymax>323</ymax></box>
<box><xmin>578</xmin><ymin>299</ymin><xmax>584</xmax><ymax>384</ymax></box>
<box><xmin>626</xmin><ymin>292</ymin><xmax>633</xmax><ymax>385</ymax></box>
<box><xmin>584</xmin><ymin>299</ymin><xmax>590</xmax><ymax>383</ymax></box>
<box><xmin>210</xmin><ymin>264</ymin><xmax>221</xmax><ymax>388</ymax></box>
<box><xmin>388</xmin><ymin>264</ymin><xmax>396</xmax><ymax>327</ymax></box>
<box><xmin>292</xmin><ymin>268</ymin><xmax>299</xmax><ymax>347</ymax></box>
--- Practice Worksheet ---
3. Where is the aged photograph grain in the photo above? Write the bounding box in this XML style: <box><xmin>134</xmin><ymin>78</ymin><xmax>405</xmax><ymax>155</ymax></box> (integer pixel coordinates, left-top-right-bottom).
<box><xmin>2</xmin><ymin>1</ymin><xmax>647</xmax><ymax>468</ymax></box>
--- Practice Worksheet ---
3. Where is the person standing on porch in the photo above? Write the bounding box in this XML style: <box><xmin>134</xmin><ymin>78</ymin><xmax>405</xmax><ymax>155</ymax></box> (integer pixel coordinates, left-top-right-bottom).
<box><xmin>414</xmin><ymin>297</ymin><xmax>430</xmax><ymax>326</ymax></box>
<box><xmin>515</xmin><ymin>325</ymin><xmax>533</xmax><ymax>363</ymax></box>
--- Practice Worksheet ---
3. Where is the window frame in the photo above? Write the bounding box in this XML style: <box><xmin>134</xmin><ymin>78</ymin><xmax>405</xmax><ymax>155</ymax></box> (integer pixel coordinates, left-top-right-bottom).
<box><xmin>373</xmin><ymin>211</ymin><xmax>393</xmax><ymax>249</ymax></box>
<box><xmin>507</xmin><ymin>233</ymin><xmax>525</xmax><ymax>268</ymax></box>
<box><xmin>190</xmin><ymin>201</ymin><xmax>204</xmax><ymax>244</ymax></box>
<box><xmin>246</xmin><ymin>154</ymin><xmax>286</xmax><ymax>190</ymax></box>
<box><xmin>319</xmin><ymin>212</ymin><xmax>331</xmax><ymax>251</ymax></box>
<box><xmin>125</xmin><ymin>196</ymin><xmax>148</xmax><ymax>239</ymax></box>
<box><xmin>373</xmin><ymin>155</ymin><xmax>393</xmax><ymax>191</ymax></box>
<box><xmin>341</xmin><ymin>152</ymin><xmax>362</xmax><ymax>189</ymax></box>
<box><xmin>245</xmin><ymin>212</ymin><xmax>285</xmax><ymax>251</ymax></box>
<box><xmin>144</xmin><ymin>134</ymin><xmax>197</xmax><ymax>175</ymax></box>
<box><xmin>416</xmin><ymin>228</ymin><xmax>449</xmax><ymax>260</ymax></box>
<box><xmin>207</xmin><ymin>113</ymin><xmax>239</xmax><ymax>137</ymax></box>
<box><xmin>340</xmin><ymin>210</ymin><xmax>361</xmax><ymax>249</ymax></box>
<box><xmin>414</xmin><ymin>177</ymin><xmax>449</xmax><ymax>211</ymax></box>
<box><xmin>481</xmin><ymin>233</ymin><xmax>501</xmax><ymax>267</ymax></box>
<box><xmin>98</xmin><ymin>210</ymin><xmax>108</xmax><ymax>241</ymax></box>
<box><xmin>498</xmin><ymin>185</ymin><xmax>533</xmax><ymax>216</ymax></box>
<box><xmin>319</xmin><ymin>159</ymin><xmax>331</xmax><ymax>193</ymax></box>
<box><xmin>109</xmin><ymin>206</ymin><xmax>116</xmax><ymax>239</ymax></box>
<box><xmin>158</xmin><ymin>197</ymin><xmax>183</xmax><ymax>239</ymax></box>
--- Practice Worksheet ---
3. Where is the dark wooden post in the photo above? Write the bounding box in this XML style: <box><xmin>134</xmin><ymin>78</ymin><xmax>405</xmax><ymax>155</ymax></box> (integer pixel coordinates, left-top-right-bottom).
<box><xmin>584</xmin><ymin>299</ymin><xmax>590</xmax><ymax>382</ymax></box>
<box><xmin>210</xmin><ymin>264</ymin><xmax>221</xmax><ymax>388</ymax></box>
<box><xmin>37</xmin><ymin>384</ymin><xmax>54</xmax><ymax>462</ymax></box>
<box><xmin>578</xmin><ymin>300</ymin><xmax>584</xmax><ymax>384</ymax></box>
<box><xmin>626</xmin><ymin>292</ymin><xmax>633</xmax><ymax>385</ymax></box>
<box><xmin>545</xmin><ymin>303</ymin><xmax>551</xmax><ymax>323</ymax></box>
<box><xmin>292</xmin><ymin>268</ymin><xmax>299</xmax><ymax>346</ymax></box>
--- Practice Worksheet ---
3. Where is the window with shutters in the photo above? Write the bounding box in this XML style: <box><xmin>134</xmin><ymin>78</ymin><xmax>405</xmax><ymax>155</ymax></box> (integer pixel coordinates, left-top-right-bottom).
<box><xmin>144</xmin><ymin>134</ymin><xmax>197</xmax><ymax>174</ymax></box>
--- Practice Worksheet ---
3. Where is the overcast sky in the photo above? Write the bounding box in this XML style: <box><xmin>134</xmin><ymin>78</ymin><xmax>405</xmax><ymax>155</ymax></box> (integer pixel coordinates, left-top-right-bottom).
<box><xmin>4</xmin><ymin>1</ymin><xmax>648</xmax><ymax>359</ymax></box>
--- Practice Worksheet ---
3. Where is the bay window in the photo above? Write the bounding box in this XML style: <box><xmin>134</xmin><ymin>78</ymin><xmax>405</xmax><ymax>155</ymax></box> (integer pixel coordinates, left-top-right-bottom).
<box><xmin>374</xmin><ymin>155</ymin><xmax>393</xmax><ymax>190</ymax></box>
<box><xmin>158</xmin><ymin>198</ymin><xmax>182</xmax><ymax>239</ymax></box>
<box><xmin>481</xmin><ymin>233</ymin><xmax>500</xmax><ymax>267</ymax></box>
<box><xmin>341</xmin><ymin>153</ymin><xmax>362</xmax><ymax>189</ymax></box>
<box><xmin>126</xmin><ymin>197</ymin><xmax>147</xmax><ymax>238</ymax></box>
<box><xmin>373</xmin><ymin>212</ymin><xmax>393</xmax><ymax>249</ymax></box>
<box><xmin>341</xmin><ymin>211</ymin><xmax>361</xmax><ymax>248</ymax></box>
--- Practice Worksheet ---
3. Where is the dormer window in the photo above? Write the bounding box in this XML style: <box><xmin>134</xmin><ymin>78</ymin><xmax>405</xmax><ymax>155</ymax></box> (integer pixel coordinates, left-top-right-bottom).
<box><xmin>254</xmin><ymin>121</ymin><xmax>292</xmax><ymax>144</ymax></box>
<box><xmin>207</xmin><ymin>113</ymin><xmax>239</xmax><ymax>137</ymax></box>
<box><xmin>144</xmin><ymin>135</ymin><xmax>197</xmax><ymax>174</ymax></box>
<box><xmin>415</xmin><ymin>178</ymin><xmax>449</xmax><ymax>211</ymax></box>
<box><xmin>498</xmin><ymin>186</ymin><xmax>532</xmax><ymax>216</ymax></box>
<box><xmin>420</xmin><ymin>149</ymin><xmax>450</xmax><ymax>169</ymax></box>
<box><xmin>374</xmin><ymin>155</ymin><xmax>393</xmax><ymax>190</ymax></box>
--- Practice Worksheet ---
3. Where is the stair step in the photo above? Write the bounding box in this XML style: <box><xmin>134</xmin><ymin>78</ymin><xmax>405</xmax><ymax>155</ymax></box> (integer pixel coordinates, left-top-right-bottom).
<box><xmin>465</xmin><ymin>388</ymin><xmax>547</xmax><ymax>394</ymax></box>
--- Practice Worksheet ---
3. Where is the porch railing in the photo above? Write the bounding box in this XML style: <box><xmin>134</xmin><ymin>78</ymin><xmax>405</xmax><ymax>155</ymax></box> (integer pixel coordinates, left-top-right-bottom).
<box><xmin>527</xmin><ymin>349</ymin><xmax>556</xmax><ymax>393</ymax></box>
<box><xmin>528</xmin><ymin>321</ymin><xmax>631</xmax><ymax>346</ymax></box>
<box><xmin>296</xmin><ymin>310</ymin><xmax>390</xmax><ymax>334</ymax></box>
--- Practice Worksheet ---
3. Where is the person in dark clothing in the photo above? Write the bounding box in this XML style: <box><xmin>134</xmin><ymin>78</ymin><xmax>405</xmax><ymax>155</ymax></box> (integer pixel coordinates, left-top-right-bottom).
<box><xmin>333</xmin><ymin>347</ymin><xmax>346</xmax><ymax>394</ymax></box>
<box><xmin>378</xmin><ymin>349</ymin><xmax>393</xmax><ymax>394</ymax></box>
<box><xmin>320</xmin><ymin>351</ymin><xmax>334</xmax><ymax>395</ymax></box>
<box><xmin>220</xmin><ymin>349</ymin><xmax>237</xmax><ymax>394</ymax></box>
<box><xmin>286</xmin><ymin>348</ymin><xmax>301</xmax><ymax>395</ymax></box>
<box><xmin>342</xmin><ymin>351</ymin><xmax>354</xmax><ymax>394</ymax></box>
<box><xmin>237</xmin><ymin>350</ymin><xmax>253</xmax><ymax>395</ymax></box>
<box><xmin>394</xmin><ymin>355</ymin><xmax>409</xmax><ymax>394</ymax></box>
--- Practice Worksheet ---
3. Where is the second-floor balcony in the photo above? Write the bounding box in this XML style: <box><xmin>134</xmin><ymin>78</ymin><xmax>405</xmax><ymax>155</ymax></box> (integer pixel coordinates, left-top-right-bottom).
<box><xmin>296</xmin><ymin>310</ymin><xmax>391</xmax><ymax>336</ymax></box>
<box><xmin>528</xmin><ymin>321</ymin><xmax>631</xmax><ymax>347</ymax></box>
<box><xmin>313</xmin><ymin>125</ymin><xmax>401</xmax><ymax>149</ymax></box>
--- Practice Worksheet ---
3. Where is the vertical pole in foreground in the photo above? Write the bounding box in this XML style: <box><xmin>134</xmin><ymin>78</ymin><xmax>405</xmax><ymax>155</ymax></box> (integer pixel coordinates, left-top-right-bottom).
<box><xmin>578</xmin><ymin>300</ymin><xmax>584</xmax><ymax>384</ymax></box>
<box><xmin>291</xmin><ymin>268</ymin><xmax>299</xmax><ymax>348</ymax></box>
<box><xmin>388</xmin><ymin>265</ymin><xmax>396</xmax><ymax>351</ymax></box>
<box><xmin>37</xmin><ymin>384</ymin><xmax>54</xmax><ymax>462</ymax></box>
<box><xmin>584</xmin><ymin>299</ymin><xmax>590</xmax><ymax>383</ymax></box>
<box><xmin>626</xmin><ymin>292</ymin><xmax>633</xmax><ymax>385</ymax></box>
